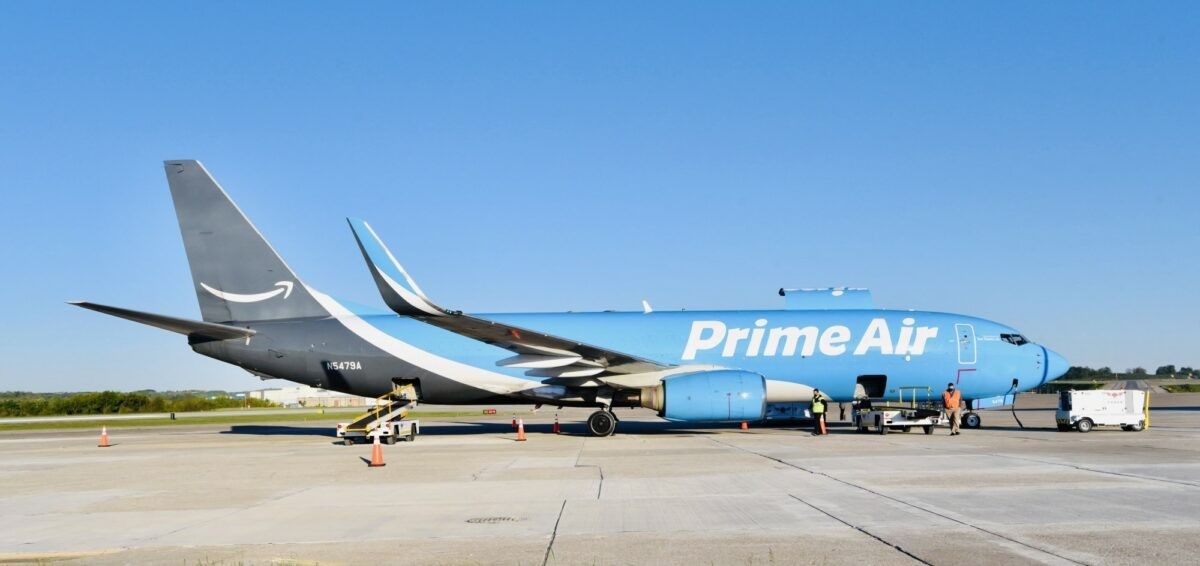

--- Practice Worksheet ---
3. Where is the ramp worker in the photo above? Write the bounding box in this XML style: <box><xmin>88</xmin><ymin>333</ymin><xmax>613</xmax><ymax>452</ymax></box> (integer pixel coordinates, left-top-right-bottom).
<box><xmin>943</xmin><ymin>382</ymin><xmax>962</xmax><ymax>436</ymax></box>
<box><xmin>811</xmin><ymin>388</ymin><xmax>829</xmax><ymax>436</ymax></box>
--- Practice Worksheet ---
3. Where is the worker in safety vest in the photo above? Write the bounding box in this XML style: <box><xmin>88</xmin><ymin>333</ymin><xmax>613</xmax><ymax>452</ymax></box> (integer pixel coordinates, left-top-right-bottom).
<box><xmin>942</xmin><ymin>382</ymin><xmax>962</xmax><ymax>436</ymax></box>
<box><xmin>811</xmin><ymin>388</ymin><xmax>828</xmax><ymax>435</ymax></box>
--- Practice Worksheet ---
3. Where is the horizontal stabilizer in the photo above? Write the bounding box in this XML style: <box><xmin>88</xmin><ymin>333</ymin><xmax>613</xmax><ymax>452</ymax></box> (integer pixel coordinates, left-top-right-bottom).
<box><xmin>778</xmin><ymin>288</ymin><xmax>873</xmax><ymax>310</ymax></box>
<box><xmin>69</xmin><ymin>301</ymin><xmax>256</xmax><ymax>341</ymax></box>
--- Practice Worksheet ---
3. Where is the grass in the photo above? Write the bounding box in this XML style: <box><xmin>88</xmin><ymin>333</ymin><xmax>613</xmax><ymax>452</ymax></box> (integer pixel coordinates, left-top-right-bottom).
<box><xmin>0</xmin><ymin>408</ymin><xmax>499</xmax><ymax>432</ymax></box>
<box><xmin>1164</xmin><ymin>384</ymin><xmax>1200</xmax><ymax>393</ymax></box>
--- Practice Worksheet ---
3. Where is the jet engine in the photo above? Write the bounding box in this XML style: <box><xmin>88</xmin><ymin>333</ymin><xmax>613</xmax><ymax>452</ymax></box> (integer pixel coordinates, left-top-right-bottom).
<box><xmin>641</xmin><ymin>370</ymin><xmax>767</xmax><ymax>422</ymax></box>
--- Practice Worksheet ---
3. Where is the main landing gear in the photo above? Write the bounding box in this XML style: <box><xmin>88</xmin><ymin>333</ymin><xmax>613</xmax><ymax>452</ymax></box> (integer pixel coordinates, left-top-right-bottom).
<box><xmin>587</xmin><ymin>410</ymin><xmax>618</xmax><ymax>437</ymax></box>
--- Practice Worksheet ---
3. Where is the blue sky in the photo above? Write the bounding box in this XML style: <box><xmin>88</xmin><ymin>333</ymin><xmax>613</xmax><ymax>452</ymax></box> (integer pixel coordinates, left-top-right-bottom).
<box><xmin>1</xmin><ymin>2</ymin><xmax>1196</xmax><ymax>392</ymax></box>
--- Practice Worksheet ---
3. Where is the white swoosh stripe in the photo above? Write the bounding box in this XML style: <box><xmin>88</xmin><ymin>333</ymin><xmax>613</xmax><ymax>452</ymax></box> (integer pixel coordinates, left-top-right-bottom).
<box><xmin>377</xmin><ymin>270</ymin><xmax>445</xmax><ymax>316</ymax></box>
<box><xmin>307</xmin><ymin>288</ymin><xmax>538</xmax><ymax>395</ymax></box>
<box><xmin>201</xmin><ymin>281</ymin><xmax>294</xmax><ymax>303</ymax></box>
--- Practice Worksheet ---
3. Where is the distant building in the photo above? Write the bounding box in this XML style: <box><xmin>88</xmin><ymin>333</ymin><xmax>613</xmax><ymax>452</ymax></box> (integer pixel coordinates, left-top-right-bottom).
<box><xmin>242</xmin><ymin>385</ymin><xmax>379</xmax><ymax>408</ymax></box>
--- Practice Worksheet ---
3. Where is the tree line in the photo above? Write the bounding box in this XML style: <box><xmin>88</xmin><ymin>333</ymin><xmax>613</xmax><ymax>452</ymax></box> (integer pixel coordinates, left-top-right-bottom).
<box><xmin>1063</xmin><ymin>365</ymin><xmax>1197</xmax><ymax>381</ymax></box>
<box><xmin>0</xmin><ymin>391</ymin><xmax>276</xmax><ymax>418</ymax></box>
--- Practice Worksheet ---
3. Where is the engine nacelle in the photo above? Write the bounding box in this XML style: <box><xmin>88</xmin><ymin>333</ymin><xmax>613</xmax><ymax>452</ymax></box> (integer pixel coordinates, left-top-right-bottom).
<box><xmin>641</xmin><ymin>370</ymin><xmax>767</xmax><ymax>422</ymax></box>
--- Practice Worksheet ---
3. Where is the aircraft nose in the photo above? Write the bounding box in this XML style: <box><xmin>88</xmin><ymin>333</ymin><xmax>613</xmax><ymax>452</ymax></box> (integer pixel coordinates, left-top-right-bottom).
<box><xmin>1044</xmin><ymin>348</ymin><xmax>1069</xmax><ymax>381</ymax></box>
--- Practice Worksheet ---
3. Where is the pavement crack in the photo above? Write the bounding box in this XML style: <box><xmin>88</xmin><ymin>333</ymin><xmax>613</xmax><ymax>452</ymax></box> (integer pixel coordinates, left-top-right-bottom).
<box><xmin>903</xmin><ymin>442</ymin><xmax>1199</xmax><ymax>488</ymax></box>
<box><xmin>988</xmin><ymin>453</ymin><xmax>1199</xmax><ymax>488</ymax></box>
<box><xmin>572</xmin><ymin>436</ymin><xmax>603</xmax><ymax>500</ymax></box>
<box><xmin>542</xmin><ymin>499</ymin><xmax>567</xmax><ymax>566</ymax></box>
<box><xmin>788</xmin><ymin>494</ymin><xmax>931</xmax><ymax>565</ymax></box>
<box><xmin>707</xmin><ymin>437</ymin><xmax>1089</xmax><ymax>566</ymax></box>
<box><xmin>136</xmin><ymin>486</ymin><xmax>316</xmax><ymax>546</ymax></box>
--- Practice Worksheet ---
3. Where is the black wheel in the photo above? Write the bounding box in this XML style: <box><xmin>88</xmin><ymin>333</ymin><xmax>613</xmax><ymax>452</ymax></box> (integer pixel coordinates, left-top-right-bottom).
<box><xmin>407</xmin><ymin>431</ymin><xmax>416</xmax><ymax>441</ymax></box>
<box><xmin>1120</xmin><ymin>425</ymin><xmax>1132</xmax><ymax>431</ymax></box>
<box><xmin>923</xmin><ymin>426</ymin><xmax>933</xmax><ymax>435</ymax></box>
<box><xmin>385</xmin><ymin>434</ymin><xmax>397</xmax><ymax>445</ymax></box>
<box><xmin>963</xmin><ymin>413</ymin><xmax>982</xmax><ymax>429</ymax></box>
<box><xmin>587</xmin><ymin>410</ymin><xmax>617</xmax><ymax>437</ymax></box>
<box><xmin>1129</xmin><ymin>421</ymin><xmax>1144</xmax><ymax>432</ymax></box>
<box><xmin>1076</xmin><ymin>418</ymin><xmax>1093</xmax><ymax>433</ymax></box>
<box><xmin>901</xmin><ymin>426</ymin><xmax>912</xmax><ymax>433</ymax></box>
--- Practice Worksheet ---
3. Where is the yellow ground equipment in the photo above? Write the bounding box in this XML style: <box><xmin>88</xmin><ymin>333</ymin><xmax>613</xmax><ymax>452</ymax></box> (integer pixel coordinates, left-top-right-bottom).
<box><xmin>336</xmin><ymin>383</ymin><xmax>420</xmax><ymax>445</ymax></box>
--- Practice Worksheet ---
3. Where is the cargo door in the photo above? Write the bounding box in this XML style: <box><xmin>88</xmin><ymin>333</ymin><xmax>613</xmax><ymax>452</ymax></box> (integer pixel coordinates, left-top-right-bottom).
<box><xmin>954</xmin><ymin>323</ymin><xmax>977</xmax><ymax>365</ymax></box>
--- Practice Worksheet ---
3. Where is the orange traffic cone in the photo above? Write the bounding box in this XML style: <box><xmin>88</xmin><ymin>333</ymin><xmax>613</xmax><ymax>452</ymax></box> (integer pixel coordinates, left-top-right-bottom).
<box><xmin>819</xmin><ymin>416</ymin><xmax>828</xmax><ymax>435</ymax></box>
<box><xmin>368</xmin><ymin>433</ymin><xmax>386</xmax><ymax>467</ymax></box>
<box><xmin>740</xmin><ymin>421</ymin><xmax>749</xmax><ymax>430</ymax></box>
<box><xmin>98</xmin><ymin>426</ymin><xmax>110</xmax><ymax>448</ymax></box>
<box><xmin>552</xmin><ymin>414</ymin><xmax>561</xmax><ymax>434</ymax></box>
<box><xmin>516</xmin><ymin>418</ymin><xmax>527</xmax><ymax>442</ymax></box>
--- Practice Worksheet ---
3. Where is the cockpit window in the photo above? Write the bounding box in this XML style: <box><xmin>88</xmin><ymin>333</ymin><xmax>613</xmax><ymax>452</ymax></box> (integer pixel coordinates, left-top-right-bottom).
<box><xmin>1001</xmin><ymin>333</ymin><xmax>1030</xmax><ymax>346</ymax></box>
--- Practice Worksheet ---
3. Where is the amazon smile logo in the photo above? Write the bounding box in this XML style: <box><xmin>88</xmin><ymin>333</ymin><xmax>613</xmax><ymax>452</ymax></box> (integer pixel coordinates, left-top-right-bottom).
<box><xmin>201</xmin><ymin>281</ymin><xmax>294</xmax><ymax>303</ymax></box>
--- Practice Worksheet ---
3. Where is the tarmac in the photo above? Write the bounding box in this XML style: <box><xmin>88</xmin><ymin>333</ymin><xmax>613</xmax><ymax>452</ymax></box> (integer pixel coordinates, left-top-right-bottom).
<box><xmin>1</xmin><ymin>393</ymin><xmax>1199</xmax><ymax>565</ymax></box>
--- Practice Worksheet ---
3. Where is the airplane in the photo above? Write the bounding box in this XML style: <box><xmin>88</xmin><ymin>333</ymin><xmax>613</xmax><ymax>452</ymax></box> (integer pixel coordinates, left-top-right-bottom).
<box><xmin>72</xmin><ymin>160</ymin><xmax>1070</xmax><ymax>436</ymax></box>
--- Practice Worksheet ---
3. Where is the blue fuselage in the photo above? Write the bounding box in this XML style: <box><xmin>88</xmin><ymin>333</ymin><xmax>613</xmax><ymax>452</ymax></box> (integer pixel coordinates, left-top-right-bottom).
<box><xmin>303</xmin><ymin>308</ymin><xmax>1068</xmax><ymax>403</ymax></box>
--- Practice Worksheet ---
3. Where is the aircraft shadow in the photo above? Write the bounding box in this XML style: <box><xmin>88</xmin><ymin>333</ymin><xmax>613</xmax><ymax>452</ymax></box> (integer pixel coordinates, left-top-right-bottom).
<box><xmin>418</xmin><ymin>420</ymin><xmax>817</xmax><ymax>437</ymax></box>
<box><xmin>416</xmin><ymin>422</ymin><xmax>528</xmax><ymax>436</ymax></box>
<box><xmin>210</xmin><ymin>419</ymin><xmax>1127</xmax><ymax>438</ymax></box>
<box><xmin>221</xmin><ymin>425</ymin><xmax>335</xmax><ymax>437</ymax></box>
<box><xmin>550</xmin><ymin>420</ymin><xmax>824</xmax><ymax>436</ymax></box>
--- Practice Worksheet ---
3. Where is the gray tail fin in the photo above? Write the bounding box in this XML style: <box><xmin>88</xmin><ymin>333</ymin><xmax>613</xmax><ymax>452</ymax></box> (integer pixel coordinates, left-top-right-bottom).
<box><xmin>165</xmin><ymin>160</ymin><xmax>328</xmax><ymax>323</ymax></box>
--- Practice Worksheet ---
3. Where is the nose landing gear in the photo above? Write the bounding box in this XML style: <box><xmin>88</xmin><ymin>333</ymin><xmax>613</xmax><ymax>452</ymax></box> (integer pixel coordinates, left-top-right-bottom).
<box><xmin>587</xmin><ymin>410</ymin><xmax>618</xmax><ymax>436</ymax></box>
<box><xmin>963</xmin><ymin>412</ymin><xmax>982</xmax><ymax>429</ymax></box>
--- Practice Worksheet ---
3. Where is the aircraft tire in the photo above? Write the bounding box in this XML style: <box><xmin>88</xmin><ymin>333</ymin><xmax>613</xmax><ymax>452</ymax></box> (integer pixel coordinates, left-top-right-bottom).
<box><xmin>963</xmin><ymin>413</ymin><xmax>982</xmax><ymax>429</ymax></box>
<box><xmin>587</xmin><ymin>410</ymin><xmax>617</xmax><ymax>437</ymax></box>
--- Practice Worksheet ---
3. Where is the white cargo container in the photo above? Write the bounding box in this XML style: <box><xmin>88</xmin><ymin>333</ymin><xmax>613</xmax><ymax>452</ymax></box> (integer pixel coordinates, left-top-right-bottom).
<box><xmin>1056</xmin><ymin>390</ymin><xmax>1147</xmax><ymax>433</ymax></box>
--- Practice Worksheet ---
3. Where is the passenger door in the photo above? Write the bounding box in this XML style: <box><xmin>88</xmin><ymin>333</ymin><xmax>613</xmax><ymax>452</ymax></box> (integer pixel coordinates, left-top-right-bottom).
<box><xmin>954</xmin><ymin>323</ymin><xmax>977</xmax><ymax>365</ymax></box>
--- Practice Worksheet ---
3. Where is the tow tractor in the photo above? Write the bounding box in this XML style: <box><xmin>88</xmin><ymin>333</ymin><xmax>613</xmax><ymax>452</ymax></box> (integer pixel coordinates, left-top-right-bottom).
<box><xmin>853</xmin><ymin>386</ymin><xmax>943</xmax><ymax>435</ymax></box>
<box><xmin>336</xmin><ymin>383</ymin><xmax>421</xmax><ymax>445</ymax></box>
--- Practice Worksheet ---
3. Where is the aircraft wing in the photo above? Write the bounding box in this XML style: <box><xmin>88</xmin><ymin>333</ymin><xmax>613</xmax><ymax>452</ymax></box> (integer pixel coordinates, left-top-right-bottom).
<box><xmin>346</xmin><ymin>218</ymin><xmax>670</xmax><ymax>380</ymax></box>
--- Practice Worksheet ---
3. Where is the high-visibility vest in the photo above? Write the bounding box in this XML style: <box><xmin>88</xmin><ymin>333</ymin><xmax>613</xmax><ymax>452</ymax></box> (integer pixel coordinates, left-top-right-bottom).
<box><xmin>942</xmin><ymin>390</ymin><xmax>961</xmax><ymax>409</ymax></box>
<box><xmin>811</xmin><ymin>394</ymin><xmax>826</xmax><ymax>414</ymax></box>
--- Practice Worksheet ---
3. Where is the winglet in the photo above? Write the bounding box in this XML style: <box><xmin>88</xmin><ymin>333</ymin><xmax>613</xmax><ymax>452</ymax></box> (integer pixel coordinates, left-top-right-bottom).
<box><xmin>346</xmin><ymin>218</ymin><xmax>447</xmax><ymax>317</ymax></box>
